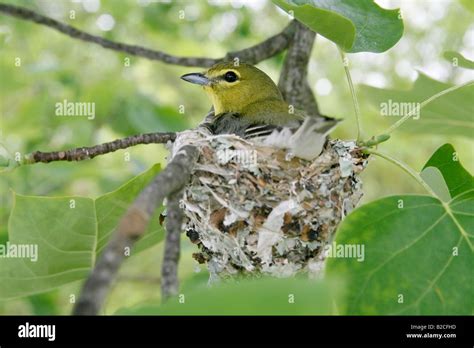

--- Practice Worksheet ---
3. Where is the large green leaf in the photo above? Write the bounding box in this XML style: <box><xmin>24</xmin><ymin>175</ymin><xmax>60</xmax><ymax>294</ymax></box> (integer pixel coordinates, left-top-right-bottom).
<box><xmin>361</xmin><ymin>73</ymin><xmax>474</xmax><ymax>138</ymax></box>
<box><xmin>0</xmin><ymin>164</ymin><xmax>164</xmax><ymax>299</ymax></box>
<box><xmin>326</xmin><ymin>146</ymin><xmax>474</xmax><ymax>314</ymax></box>
<box><xmin>273</xmin><ymin>0</ymin><xmax>403</xmax><ymax>53</ymax></box>
<box><xmin>116</xmin><ymin>277</ymin><xmax>342</xmax><ymax>315</ymax></box>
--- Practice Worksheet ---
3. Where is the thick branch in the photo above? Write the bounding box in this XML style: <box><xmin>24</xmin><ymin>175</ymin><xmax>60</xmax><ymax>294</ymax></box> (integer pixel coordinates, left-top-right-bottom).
<box><xmin>161</xmin><ymin>190</ymin><xmax>183</xmax><ymax>302</ymax></box>
<box><xmin>24</xmin><ymin>132</ymin><xmax>176</xmax><ymax>164</ymax></box>
<box><xmin>73</xmin><ymin>144</ymin><xmax>198</xmax><ymax>315</ymax></box>
<box><xmin>0</xmin><ymin>3</ymin><xmax>293</xmax><ymax>67</ymax></box>
<box><xmin>72</xmin><ymin>227</ymin><xmax>135</xmax><ymax>316</ymax></box>
<box><xmin>278</xmin><ymin>21</ymin><xmax>321</xmax><ymax>118</ymax></box>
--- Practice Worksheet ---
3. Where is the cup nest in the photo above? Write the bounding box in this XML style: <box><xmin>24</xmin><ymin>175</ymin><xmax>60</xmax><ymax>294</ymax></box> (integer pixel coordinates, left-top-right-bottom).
<box><xmin>169</xmin><ymin>129</ymin><xmax>368</xmax><ymax>281</ymax></box>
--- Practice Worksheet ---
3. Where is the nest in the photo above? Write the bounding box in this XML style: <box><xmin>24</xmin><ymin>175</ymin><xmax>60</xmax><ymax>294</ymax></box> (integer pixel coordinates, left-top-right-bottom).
<box><xmin>169</xmin><ymin>129</ymin><xmax>367</xmax><ymax>281</ymax></box>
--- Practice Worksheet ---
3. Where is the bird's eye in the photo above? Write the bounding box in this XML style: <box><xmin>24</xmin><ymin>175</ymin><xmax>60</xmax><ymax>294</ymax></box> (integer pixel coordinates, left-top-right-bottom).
<box><xmin>223</xmin><ymin>71</ymin><xmax>238</xmax><ymax>83</ymax></box>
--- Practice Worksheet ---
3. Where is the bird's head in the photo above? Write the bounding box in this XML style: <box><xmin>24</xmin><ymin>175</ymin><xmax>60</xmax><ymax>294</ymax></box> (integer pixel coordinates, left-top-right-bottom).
<box><xmin>181</xmin><ymin>62</ymin><xmax>284</xmax><ymax>115</ymax></box>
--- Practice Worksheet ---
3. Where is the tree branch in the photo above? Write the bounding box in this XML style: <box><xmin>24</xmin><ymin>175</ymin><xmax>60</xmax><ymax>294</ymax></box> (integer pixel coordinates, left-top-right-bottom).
<box><xmin>72</xmin><ymin>144</ymin><xmax>198</xmax><ymax>315</ymax></box>
<box><xmin>225</xmin><ymin>21</ymin><xmax>296</xmax><ymax>64</ymax></box>
<box><xmin>22</xmin><ymin>132</ymin><xmax>176</xmax><ymax>164</ymax></box>
<box><xmin>278</xmin><ymin>20</ymin><xmax>321</xmax><ymax>118</ymax></box>
<box><xmin>0</xmin><ymin>3</ymin><xmax>293</xmax><ymax>67</ymax></box>
<box><xmin>161</xmin><ymin>190</ymin><xmax>184</xmax><ymax>302</ymax></box>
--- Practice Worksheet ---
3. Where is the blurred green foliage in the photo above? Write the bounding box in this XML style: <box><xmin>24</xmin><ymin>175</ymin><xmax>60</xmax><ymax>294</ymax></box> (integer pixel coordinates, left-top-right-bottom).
<box><xmin>0</xmin><ymin>0</ymin><xmax>473</xmax><ymax>314</ymax></box>
<box><xmin>116</xmin><ymin>277</ymin><xmax>343</xmax><ymax>315</ymax></box>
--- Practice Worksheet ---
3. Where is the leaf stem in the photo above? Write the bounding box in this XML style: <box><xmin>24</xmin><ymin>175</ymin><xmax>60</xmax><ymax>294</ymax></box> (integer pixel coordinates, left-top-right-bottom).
<box><xmin>366</xmin><ymin>149</ymin><xmax>438</xmax><ymax>197</ymax></box>
<box><xmin>339</xmin><ymin>48</ymin><xmax>362</xmax><ymax>142</ymax></box>
<box><xmin>382</xmin><ymin>80</ymin><xmax>474</xmax><ymax>135</ymax></box>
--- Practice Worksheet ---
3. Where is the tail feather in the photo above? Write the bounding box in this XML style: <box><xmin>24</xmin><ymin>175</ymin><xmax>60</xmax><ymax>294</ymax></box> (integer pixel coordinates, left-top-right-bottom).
<box><xmin>262</xmin><ymin>117</ymin><xmax>340</xmax><ymax>160</ymax></box>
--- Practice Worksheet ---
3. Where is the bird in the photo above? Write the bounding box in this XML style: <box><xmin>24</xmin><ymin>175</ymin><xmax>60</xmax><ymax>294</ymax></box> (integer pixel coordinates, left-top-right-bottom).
<box><xmin>181</xmin><ymin>62</ymin><xmax>339</xmax><ymax>160</ymax></box>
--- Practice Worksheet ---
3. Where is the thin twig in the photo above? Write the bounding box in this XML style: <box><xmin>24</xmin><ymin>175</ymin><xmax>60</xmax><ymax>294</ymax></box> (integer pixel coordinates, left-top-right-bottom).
<box><xmin>339</xmin><ymin>48</ymin><xmax>362</xmax><ymax>142</ymax></box>
<box><xmin>73</xmin><ymin>145</ymin><xmax>198</xmax><ymax>315</ymax></box>
<box><xmin>161</xmin><ymin>190</ymin><xmax>184</xmax><ymax>302</ymax></box>
<box><xmin>0</xmin><ymin>3</ymin><xmax>294</xmax><ymax>67</ymax></box>
<box><xmin>24</xmin><ymin>132</ymin><xmax>176</xmax><ymax>164</ymax></box>
<box><xmin>0</xmin><ymin>3</ymin><xmax>215</xmax><ymax>67</ymax></box>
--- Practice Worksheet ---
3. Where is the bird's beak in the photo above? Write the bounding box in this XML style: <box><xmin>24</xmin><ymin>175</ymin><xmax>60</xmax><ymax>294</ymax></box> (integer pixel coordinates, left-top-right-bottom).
<box><xmin>181</xmin><ymin>72</ymin><xmax>210</xmax><ymax>86</ymax></box>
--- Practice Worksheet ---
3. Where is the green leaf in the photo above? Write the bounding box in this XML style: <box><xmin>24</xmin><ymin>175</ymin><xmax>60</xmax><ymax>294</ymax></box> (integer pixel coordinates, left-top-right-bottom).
<box><xmin>273</xmin><ymin>0</ymin><xmax>403</xmax><ymax>53</ymax></box>
<box><xmin>326</xmin><ymin>146</ymin><xmax>474</xmax><ymax>315</ymax></box>
<box><xmin>422</xmin><ymin>144</ymin><xmax>474</xmax><ymax>199</ymax></box>
<box><xmin>361</xmin><ymin>73</ymin><xmax>474</xmax><ymax>138</ymax></box>
<box><xmin>273</xmin><ymin>0</ymin><xmax>355</xmax><ymax>51</ymax></box>
<box><xmin>443</xmin><ymin>51</ymin><xmax>474</xmax><ymax>70</ymax></box>
<box><xmin>115</xmin><ymin>277</ymin><xmax>343</xmax><ymax>315</ymax></box>
<box><xmin>0</xmin><ymin>164</ymin><xmax>164</xmax><ymax>299</ymax></box>
<box><xmin>420</xmin><ymin>167</ymin><xmax>451</xmax><ymax>202</ymax></box>
<box><xmin>459</xmin><ymin>0</ymin><xmax>474</xmax><ymax>13</ymax></box>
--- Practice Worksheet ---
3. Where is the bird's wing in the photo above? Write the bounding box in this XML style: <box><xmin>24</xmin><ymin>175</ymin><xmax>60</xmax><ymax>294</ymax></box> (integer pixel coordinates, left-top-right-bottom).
<box><xmin>203</xmin><ymin>112</ymin><xmax>341</xmax><ymax>160</ymax></box>
<box><xmin>243</xmin><ymin>124</ymin><xmax>280</xmax><ymax>138</ymax></box>
<box><xmin>206</xmin><ymin>112</ymin><xmax>279</xmax><ymax>139</ymax></box>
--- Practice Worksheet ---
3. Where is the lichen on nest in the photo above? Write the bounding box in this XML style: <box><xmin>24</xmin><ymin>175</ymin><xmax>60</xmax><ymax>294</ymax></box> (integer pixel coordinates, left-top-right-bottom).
<box><xmin>169</xmin><ymin>129</ymin><xmax>368</xmax><ymax>281</ymax></box>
